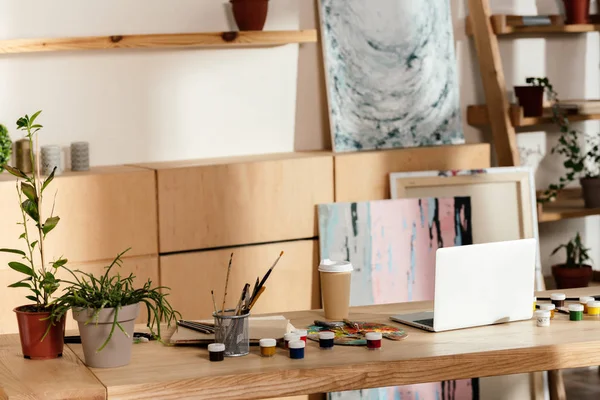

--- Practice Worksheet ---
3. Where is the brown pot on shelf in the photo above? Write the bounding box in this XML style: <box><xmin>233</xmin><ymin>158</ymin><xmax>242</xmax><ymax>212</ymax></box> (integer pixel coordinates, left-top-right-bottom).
<box><xmin>562</xmin><ymin>0</ymin><xmax>590</xmax><ymax>24</ymax></box>
<box><xmin>14</xmin><ymin>306</ymin><xmax>65</xmax><ymax>360</ymax></box>
<box><xmin>230</xmin><ymin>0</ymin><xmax>269</xmax><ymax>31</ymax></box>
<box><xmin>514</xmin><ymin>86</ymin><xmax>544</xmax><ymax>117</ymax></box>
<box><xmin>580</xmin><ymin>177</ymin><xmax>600</xmax><ymax>208</ymax></box>
<box><xmin>552</xmin><ymin>264</ymin><xmax>593</xmax><ymax>289</ymax></box>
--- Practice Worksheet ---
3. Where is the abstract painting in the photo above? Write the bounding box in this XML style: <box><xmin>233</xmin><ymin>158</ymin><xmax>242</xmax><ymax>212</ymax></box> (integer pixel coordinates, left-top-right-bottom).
<box><xmin>319</xmin><ymin>0</ymin><xmax>464</xmax><ymax>152</ymax></box>
<box><xmin>318</xmin><ymin>197</ymin><xmax>477</xmax><ymax>399</ymax></box>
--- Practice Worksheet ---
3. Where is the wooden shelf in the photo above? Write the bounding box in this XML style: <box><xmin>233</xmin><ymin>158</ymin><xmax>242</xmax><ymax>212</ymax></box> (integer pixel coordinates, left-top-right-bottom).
<box><xmin>467</xmin><ymin>14</ymin><xmax>600</xmax><ymax>36</ymax></box>
<box><xmin>0</xmin><ymin>30</ymin><xmax>318</xmax><ymax>54</ymax></box>
<box><xmin>467</xmin><ymin>104</ymin><xmax>600</xmax><ymax>129</ymax></box>
<box><xmin>538</xmin><ymin>188</ymin><xmax>600</xmax><ymax>223</ymax></box>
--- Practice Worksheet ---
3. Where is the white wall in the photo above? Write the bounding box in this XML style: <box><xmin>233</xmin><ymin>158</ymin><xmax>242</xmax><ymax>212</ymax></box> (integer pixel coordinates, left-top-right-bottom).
<box><xmin>0</xmin><ymin>0</ymin><xmax>301</xmax><ymax>166</ymax></box>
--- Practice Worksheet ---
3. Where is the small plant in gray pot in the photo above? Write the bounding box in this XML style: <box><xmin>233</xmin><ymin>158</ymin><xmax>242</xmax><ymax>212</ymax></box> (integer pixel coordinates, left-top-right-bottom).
<box><xmin>52</xmin><ymin>249</ymin><xmax>180</xmax><ymax>368</ymax></box>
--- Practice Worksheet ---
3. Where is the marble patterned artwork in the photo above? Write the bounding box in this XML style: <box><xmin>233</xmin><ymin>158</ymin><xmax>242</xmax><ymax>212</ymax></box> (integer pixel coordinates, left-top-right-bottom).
<box><xmin>318</xmin><ymin>197</ymin><xmax>477</xmax><ymax>400</ymax></box>
<box><xmin>319</xmin><ymin>0</ymin><xmax>464</xmax><ymax>152</ymax></box>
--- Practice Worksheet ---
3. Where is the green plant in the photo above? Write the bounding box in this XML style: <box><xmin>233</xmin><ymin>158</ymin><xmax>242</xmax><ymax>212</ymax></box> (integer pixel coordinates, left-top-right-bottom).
<box><xmin>0</xmin><ymin>111</ymin><xmax>66</xmax><ymax>313</ymax></box>
<box><xmin>525</xmin><ymin>77</ymin><xmax>554</xmax><ymax>92</ymax></box>
<box><xmin>0</xmin><ymin>124</ymin><xmax>11</xmax><ymax>173</ymax></box>
<box><xmin>538</xmin><ymin>84</ymin><xmax>600</xmax><ymax>202</ymax></box>
<box><xmin>551</xmin><ymin>233</ymin><xmax>592</xmax><ymax>269</ymax></box>
<box><xmin>52</xmin><ymin>249</ymin><xmax>180</xmax><ymax>351</ymax></box>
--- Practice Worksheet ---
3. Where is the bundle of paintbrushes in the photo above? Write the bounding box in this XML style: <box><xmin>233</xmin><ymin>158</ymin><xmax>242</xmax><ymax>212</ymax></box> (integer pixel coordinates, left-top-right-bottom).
<box><xmin>213</xmin><ymin>251</ymin><xmax>284</xmax><ymax>316</ymax></box>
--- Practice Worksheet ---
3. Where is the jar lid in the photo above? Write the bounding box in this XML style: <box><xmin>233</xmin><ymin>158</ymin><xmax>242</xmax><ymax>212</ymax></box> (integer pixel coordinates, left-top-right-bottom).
<box><xmin>259</xmin><ymin>338</ymin><xmax>276</xmax><ymax>347</ymax></box>
<box><xmin>288</xmin><ymin>340</ymin><xmax>305</xmax><ymax>349</ymax></box>
<box><xmin>550</xmin><ymin>293</ymin><xmax>566</xmax><ymax>300</ymax></box>
<box><xmin>284</xmin><ymin>333</ymin><xmax>300</xmax><ymax>341</ymax></box>
<box><xmin>319</xmin><ymin>331</ymin><xmax>335</xmax><ymax>340</ymax></box>
<box><xmin>580</xmin><ymin>296</ymin><xmax>595</xmax><ymax>302</ymax></box>
<box><xmin>208</xmin><ymin>343</ymin><xmax>225</xmax><ymax>352</ymax></box>
<box><xmin>365</xmin><ymin>332</ymin><xmax>382</xmax><ymax>340</ymax></box>
<box><xmin>318</xmin><ymin>259</ymin><xmax>353</xmax><ymax>273</ymax></box>
<box><xmin>569</xmin><ymin>304</ymin><xmax>584</xmax><ymax>312</ymax></box>
<box><xmin>535</xmin><ymin>310</ymin><xmax>550</xmax><ymax>317</ymax></box>
<box><xmin>539</xmin><ymin>304</ymin><xmax>555</xmax><ymax>310</ymax></box>
<box><xmin>293</xmin><ymin>329</ymin><xmax>308</xmax><ymax>336</ymax></box>
<box><xmin>588</xmin><ymin>301</ymin><xmax>600</xmax><ymax>307</ymax></box>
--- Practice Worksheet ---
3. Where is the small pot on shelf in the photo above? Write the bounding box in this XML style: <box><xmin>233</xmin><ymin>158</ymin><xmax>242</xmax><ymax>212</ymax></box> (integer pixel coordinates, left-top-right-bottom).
<box><xmin>230</xmin><ymin>0</ymin><xmax>269</xmax><ymax>31</ymax></box>
<box><xmin>580</xmin><ymin>177</ymin><xmax>600</xmax><ymax>208</ymax></box>
<box><xmin>552</xmin><ymin>264</ymin><xmax>593</xmax><ymax>289</ymax></box>
<box><xmin>73</xmin><ymin>303</ymin><xmax>139</xmax><ymax>368</ymax></box>
<box><xmin>14</xmin><ymin>306</ymin><xmax>65</xmax><ymax>360</ymax></box>
<box><xmin>562</xmin><ymin>0</ymin><xmax>590</xmax><ymax>24</ymax></box>
<box><xmin>514</xmin><ymin>86</ymin><xmax>544</xmax><ymax>117</ymax></box>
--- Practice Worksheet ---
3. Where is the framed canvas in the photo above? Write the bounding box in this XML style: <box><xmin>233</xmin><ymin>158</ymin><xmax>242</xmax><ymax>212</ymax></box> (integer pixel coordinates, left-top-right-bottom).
<box><xmin>318</xmin><ymin>197</ymin><xmax>477</xmax><ymax>399</ymax></box>
<box><xmin>389</xmin><ymin>167</ymin><xmax>542</xmax><ymax>290</ymax></box>
<box><xmin>318</xmin><ymin>0</ymin><xmax>464</xmax><ymax>152</ymax></box>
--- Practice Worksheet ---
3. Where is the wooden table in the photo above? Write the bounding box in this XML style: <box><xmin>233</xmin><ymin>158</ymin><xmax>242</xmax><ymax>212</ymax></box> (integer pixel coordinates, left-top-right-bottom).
<box><xmin>2</xmin><ymin>287</ymin><xmax>600</xmax><ymax>399</ymax></box>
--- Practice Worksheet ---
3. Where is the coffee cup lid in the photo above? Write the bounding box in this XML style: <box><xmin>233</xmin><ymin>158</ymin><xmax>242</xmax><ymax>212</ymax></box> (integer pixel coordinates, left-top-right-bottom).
<box><xmin>318</xmin><ymin>259</ymin><xmax>353</xmax><ymax>273</ymax></box>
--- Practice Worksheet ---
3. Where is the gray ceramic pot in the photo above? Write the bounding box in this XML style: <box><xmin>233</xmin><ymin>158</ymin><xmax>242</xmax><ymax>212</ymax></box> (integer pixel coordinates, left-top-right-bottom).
<box><xmin>73</xmin><ymin>303</ymin><xmax>140</xmax><ymax>368</ymax></box>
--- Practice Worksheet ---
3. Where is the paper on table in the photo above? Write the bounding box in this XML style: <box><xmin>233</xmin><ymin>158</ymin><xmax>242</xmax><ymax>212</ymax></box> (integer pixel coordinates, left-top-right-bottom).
<box><xmin>169</xmin><ymin>315</ymin><xmax>295</xmax><ymax>345</ymax></box>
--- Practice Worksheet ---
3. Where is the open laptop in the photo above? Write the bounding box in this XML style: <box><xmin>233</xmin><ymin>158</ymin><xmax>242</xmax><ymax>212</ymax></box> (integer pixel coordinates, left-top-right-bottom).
<box><xmin>390</xmin><ymin>239</ymin><xmax>537</xmax><ymax>332</ymax></box>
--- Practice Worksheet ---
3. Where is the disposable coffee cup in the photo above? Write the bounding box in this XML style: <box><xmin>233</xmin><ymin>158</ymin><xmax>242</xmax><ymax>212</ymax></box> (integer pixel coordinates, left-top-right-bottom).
<box><xmin>319</xmin><ymin>259</ymin><xmax>353</xmax><ymax>320</ymax></box>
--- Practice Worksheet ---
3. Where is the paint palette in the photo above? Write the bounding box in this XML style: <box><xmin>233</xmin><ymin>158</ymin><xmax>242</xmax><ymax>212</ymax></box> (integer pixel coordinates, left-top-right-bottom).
<box><xmin>307</xmin><ymin>320</ymin><xmax>407</xmax><ymax>346</ymax></box>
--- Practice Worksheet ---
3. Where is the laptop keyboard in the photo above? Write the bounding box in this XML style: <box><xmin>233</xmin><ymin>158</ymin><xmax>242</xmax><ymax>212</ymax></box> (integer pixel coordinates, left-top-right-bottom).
<box><xmin>414</xmin><ymin>318</ymin><xmax>434</xmax><ymax>327</ymax></box>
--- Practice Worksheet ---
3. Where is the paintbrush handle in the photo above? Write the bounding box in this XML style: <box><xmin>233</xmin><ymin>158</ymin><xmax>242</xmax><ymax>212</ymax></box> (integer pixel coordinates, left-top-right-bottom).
<box><xmin>248</xmin><ymin>286</ymin><xmax>266</xmax><ymax>311</ymax></box>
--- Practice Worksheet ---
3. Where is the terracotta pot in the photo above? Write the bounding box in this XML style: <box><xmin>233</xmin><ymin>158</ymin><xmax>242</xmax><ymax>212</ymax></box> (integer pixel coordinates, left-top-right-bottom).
<box><xmin>230</xmin><ymin>0</ymin><xmax>269</xmax><ymax>31</ymax></box>
<box><xmin>580</xmin><ymin>177</ymin><xmax>600</xmax><ymax>208</ymax></box>
<box><xmin>14</xmin><ymin>306</ymin><xmax>65</xmax><ymax>360</ymax></box>
<box><xmin>73</xmin><ymin>303</ymin><xmax>139</xmax><ymax>368</ymax></box>
<box><xmin>552</xmin><ymin>264</ymin><xmax>593</xmax><ymax>289</ymax></box>
<box><xmin>514</xmin><ymin>86</ymin><xmax>544</xmax><ymax>117</ymax></box>
<box><xmin>562</xmin><ymin>0</ymin><xmax>590</xmax><ymax>24</ymax></box>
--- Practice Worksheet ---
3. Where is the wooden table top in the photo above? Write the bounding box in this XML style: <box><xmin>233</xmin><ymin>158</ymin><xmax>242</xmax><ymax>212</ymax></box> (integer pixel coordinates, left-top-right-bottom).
<box><xmin>2</xmin><ymin>287</ymin><xmax>600</xmax><ymax>399</ymax></box>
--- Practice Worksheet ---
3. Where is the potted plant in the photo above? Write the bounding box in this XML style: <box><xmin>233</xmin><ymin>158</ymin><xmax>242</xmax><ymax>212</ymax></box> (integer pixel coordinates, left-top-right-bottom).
<box><xmin>562</xmin><ymin>0</ymin><xmax>590</xmax><ymax>24</ymax></box>
<box><xmin>539</xmin><ymin>90</ymin><xmax>600</xmax><ymax>207</ymax></box>
<box><xmin>230</xmin><ymin>0</ymin><xmax>269</xmax><ymax>31</ymax></box>
<box><xmin>551</xmin><ymin>233</ymin><xmax>593</xmax><ymax>289</ymax></box>
<box><xmin>0</xmin><ymin>123</ymin><xmax>11</xmax><ymax>173</ymax></box>
<box><xmin>0</xmin><ymin>111</ymin><xmax>67</xmax><ymax>359</ymax></box>
<box><xmin>514</xmin><ymin>77</ymin><xmax>553</xmax><ymax>117</ymax></box>
<box><xmin>52</xmin><ymin>249</ymin><xmax>180</xmax><ymax>368</ymax></box>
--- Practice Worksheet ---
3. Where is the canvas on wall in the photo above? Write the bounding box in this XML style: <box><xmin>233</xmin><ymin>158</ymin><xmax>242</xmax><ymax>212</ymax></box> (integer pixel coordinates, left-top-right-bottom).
<box><xmin>319</xmin><ymin>0</ymin><xmax>464</xmax><ymax>152</ymax></box>
<box><xmin>318</xmin><ymin>197</ymin><xmax>477</xmax><ymax>399</ymax></box>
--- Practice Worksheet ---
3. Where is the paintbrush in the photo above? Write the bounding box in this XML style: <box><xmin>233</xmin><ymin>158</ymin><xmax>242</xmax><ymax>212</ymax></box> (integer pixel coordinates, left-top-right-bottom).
<box><xmin>235</xmin><ymin>283</ymin><xmax>250</xmax><ymax>316</ymax></box>
<box><xmin>248</xmin><ymin>286</ymin><xmax>266</xmax><ymax>312</ymax></box>
<box><xmin>220</xmin><ymin>253</ymin><xmax>234</xmax><ymax>315</ymax></box>
<box><xmin>211</xmin><ymin>290</ymin><xmax>218</xmax><ymax>316</ymax></box>
<box><xmin>251</xmin><ymin>251</ymin><xmax>284</xmax><ymax>301</ymax></box>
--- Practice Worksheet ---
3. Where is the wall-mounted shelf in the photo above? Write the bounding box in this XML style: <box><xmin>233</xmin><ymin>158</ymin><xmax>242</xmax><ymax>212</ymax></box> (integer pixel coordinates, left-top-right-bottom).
<box><xmin>538</xmin><ymin>188</ymin><xmax>600</xmax><ymax>223</ymax></box>
<box><xmin>467</xmin><ymin>14</ymin><xmax>600</xmax><ymax>36</ymax></box>
<box><xmin>467</xmin><ymin>104</ymin><xmax>600</xmax><ymax>128</ymax></box>
<box><xmin>0</xmin><ymin>30</ymin><xmax>318</xmax><ymax>54</ymax></box>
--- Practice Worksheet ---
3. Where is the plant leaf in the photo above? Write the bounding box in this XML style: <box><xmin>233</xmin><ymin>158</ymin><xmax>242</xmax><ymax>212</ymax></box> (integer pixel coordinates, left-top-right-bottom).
<box><xmin>42</xmin><ymin>216</ymin><xmax>59</xmax><ymax>236</ymax></box>
<box><xmin>21</xmin><ymin>199</ymin><xmax>39</xmax><ymax>222</ymax></box>
<box><xmin>30</xmin><ymin>241</ymin><xmax>38</xmax><ymax>250</ymax></box>
<box><xmin>20</xmin><ymin>182</ymin><xmax>36</xmax><ymax>202</ymax></box>
<box><xmin>52</xmin><ymin>258</ymin><xmax>68</xmax><ymax>269</ymax></box>
<box><xmin>41</xmin><ymin>168</ymin><xmax>56</xmax><ymax>193</ymax></box>
<box><xmin>0</xmin><ymin>248</ymin><xmax>25</xmax><ymax>256</ymax></box>
<box><xmin>8</xmin><ymin>262</ymin><xmax>34</xmax><ymax>276</ymax></box>
<box><xmin>28</xmin><ymin>110</ymin><xmax>42</xmax><ymax>126</ymax></box>
<box><xmin>8</xmin><ymin>281</ymin><xmax>31</xmax><ymax>289</ymax></box>
<box><xmin>25</xmin><ymin>295</ymin><xmax>38</xmax><ymax>302</ymax></box>
<box><xmin>4</xmin><ymin>165</ymin><xmax>28</xmax><ymax>179</ymax></box>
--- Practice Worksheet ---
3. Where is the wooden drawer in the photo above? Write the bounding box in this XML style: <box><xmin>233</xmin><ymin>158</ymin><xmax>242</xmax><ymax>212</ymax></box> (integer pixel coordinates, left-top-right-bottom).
<box><xmin>137</xmin><ymin>152</ymin><xmax>334</xmax><ymax>253</ymax></box>
<box><xmin>0</xmin><ymin>166</ymin><xmax>158</xmax><ymax>267</ymax></box>
<box><xmin>0</xmin><ymin>255</ymin><xmax>159</xmax><ymax>334</ymax></box>
<box><xmin>334</xmin><ymin>144</ymin><xmax>491</xmax><ymax>201</ymax></box>
<box><xmin>160</xmin><ymin>240</ymin><xmax>320</xmax><ymax>320</ymax></box>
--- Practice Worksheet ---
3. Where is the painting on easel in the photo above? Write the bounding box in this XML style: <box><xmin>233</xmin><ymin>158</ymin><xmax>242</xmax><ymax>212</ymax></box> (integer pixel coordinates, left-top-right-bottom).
<box><xmin>318</xmin><ymin>197</ymin><xmax>477</xmax><ymax>399</ymax></box>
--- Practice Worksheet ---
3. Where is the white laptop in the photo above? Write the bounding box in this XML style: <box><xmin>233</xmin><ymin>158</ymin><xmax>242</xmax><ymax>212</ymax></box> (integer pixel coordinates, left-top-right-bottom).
<box><xmin>390</xmin><ymin>239</ymin><xmax>536</xmax><ymax>332</ymax></box>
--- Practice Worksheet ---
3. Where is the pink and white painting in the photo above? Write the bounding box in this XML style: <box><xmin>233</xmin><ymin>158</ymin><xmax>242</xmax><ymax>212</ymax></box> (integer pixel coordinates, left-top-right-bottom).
<box><xmin>318</xmin><ymin>197</ymin><xmax>477</xmax><ymax>400</ymax></box>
